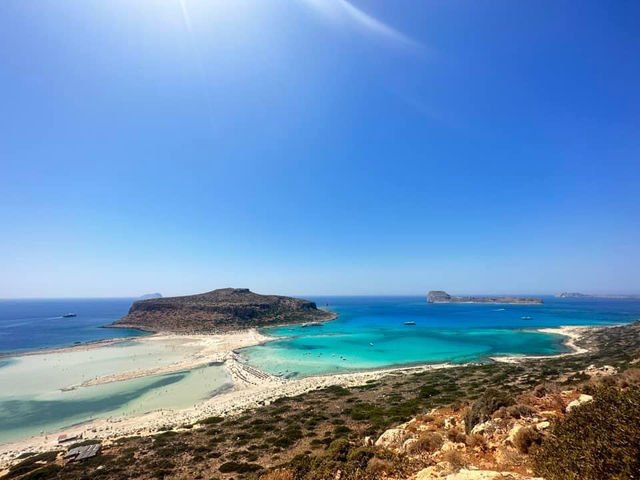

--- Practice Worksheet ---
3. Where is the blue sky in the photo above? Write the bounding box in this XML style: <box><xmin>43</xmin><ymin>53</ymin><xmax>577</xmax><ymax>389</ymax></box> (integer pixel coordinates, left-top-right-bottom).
<box><xmin>1</xmin><ymin>0</ymin><xmax>639</xmax><ymax>297</ymax></box>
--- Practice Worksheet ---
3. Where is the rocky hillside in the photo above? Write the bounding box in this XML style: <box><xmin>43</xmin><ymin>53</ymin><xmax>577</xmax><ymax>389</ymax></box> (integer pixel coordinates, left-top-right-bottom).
<box><xmin>427</xmin><ymin>291</ymin><xmax>543</xmax><ymax>305</ymax></box>
<box><xmin>111</xmin><ymin>288</ymin><xmax>334</xmax><ymax>333</ymax></box>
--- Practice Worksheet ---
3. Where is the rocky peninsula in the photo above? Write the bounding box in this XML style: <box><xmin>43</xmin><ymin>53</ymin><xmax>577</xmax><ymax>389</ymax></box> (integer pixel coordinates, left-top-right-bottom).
<box><xmin>111</xmin><ymin>288</ymin><xmax>334</xmax><ymax>333</ymax></box>
<box><xmin>427</xmin><ymin>290</ymin><xmax>543</xmax><ymax>304</ymax></box>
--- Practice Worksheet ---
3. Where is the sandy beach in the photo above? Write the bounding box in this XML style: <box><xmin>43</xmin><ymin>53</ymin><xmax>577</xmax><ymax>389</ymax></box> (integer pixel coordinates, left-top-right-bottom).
<box><xmin>489</xmin><ymin>325</ymin><xmax>593</xmax><ymax>363</ymax></box>
<box><xmin>0</xmin><ymin>325</ymin><xmax>593</xmax><ymax>466</ymax></box>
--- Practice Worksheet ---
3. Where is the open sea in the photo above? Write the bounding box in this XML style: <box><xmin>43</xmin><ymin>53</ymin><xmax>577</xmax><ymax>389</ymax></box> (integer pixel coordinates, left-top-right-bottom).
<box><xmin>1</xmin><ymin>295</ymin><xmax>639</xmax><ymax>444</ymax></box>
<box><xmin>0</xmin><ymin>298</ymin><xmax>145</xmax><ymax>353</ymax></box>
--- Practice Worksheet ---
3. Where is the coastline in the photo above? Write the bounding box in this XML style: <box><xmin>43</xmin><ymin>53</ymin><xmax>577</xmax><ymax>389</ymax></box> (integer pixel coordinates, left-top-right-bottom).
<box><xmin>489</xmin><ymin>325</ymin><xmax>593</xmax><ymax>363</ymax></box>
<box><xmin>0</xmin><ymin>358</ymin><xmax>452</xmax><ymax>465</ymax></box>
<box><xmin>0</xmin><ymin>323</ymin><xmax>595</xmax><ymax>465</ymax></box>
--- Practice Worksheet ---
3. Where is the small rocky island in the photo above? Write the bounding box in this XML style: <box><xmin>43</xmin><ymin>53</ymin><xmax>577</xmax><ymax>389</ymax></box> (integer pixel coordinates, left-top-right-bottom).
<box><xmin>111</xmin><ymin>288</ymin><xmax>334</xmax><ymax>333</ymax></box>
<box><xmin>556</xmin><ymin>292</ymin><xmax>640</xmax><ymax>299</ymax></box>
<box><xmin>427</xmin><ymin>290</ymin><xmax>543</xmax><ymax>304</ymax></box>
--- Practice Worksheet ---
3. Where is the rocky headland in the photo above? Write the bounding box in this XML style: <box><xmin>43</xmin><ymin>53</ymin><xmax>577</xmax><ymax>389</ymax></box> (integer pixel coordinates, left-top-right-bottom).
<box><xmin>111</xmin><ymin>288</ymin><xmax>334</xmax><ymax>333</ymax></box>
<box><xmin>427</xmin><ymin>291</ymin><xmax>543</xmax><ymax>305</ymax></box>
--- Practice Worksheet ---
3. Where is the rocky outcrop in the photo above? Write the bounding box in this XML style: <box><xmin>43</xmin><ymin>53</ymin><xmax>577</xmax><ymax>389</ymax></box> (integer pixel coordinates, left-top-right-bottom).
<box><xmin>372</xmin><ymin>388</ymin><xmax>593</xmax><ymax>480</ymax></box>
<box><xmin>565</xmin><ymin>394</ymin><xmax>593</xmax><ymax>412</ymax></box>
<box><xmin>111</xmin><ymin>288</ymin><xmax>334</xmax><ymax>333</ymax></box>
<box><xmin>427</xmin><ymin>291</ymin><xmax>542</xmax><ymax>305</ymax></box>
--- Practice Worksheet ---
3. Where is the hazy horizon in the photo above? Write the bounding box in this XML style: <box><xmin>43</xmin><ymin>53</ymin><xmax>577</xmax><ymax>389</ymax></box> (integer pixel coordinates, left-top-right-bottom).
<box><xmin>2</xmin><ymin>0</ymin><xmax>639</xmax><ymax>298</ymax></box>
<box><xmin>2</xmin><ymin>289</ymin><xmax>640</xmax><ymax>301</ymax></box>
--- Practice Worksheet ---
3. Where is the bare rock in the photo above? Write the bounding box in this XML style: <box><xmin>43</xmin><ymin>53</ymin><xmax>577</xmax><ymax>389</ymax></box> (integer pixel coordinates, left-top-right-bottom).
<box><xmin>566</xmin><ymin>394</ymin><xmax>593</xmax><ymax>412</ymax></box>
<box><xmin>415</xmin><ymin>466</ymin><xmax>442</xmax><ymax>479</ymax></box>
<box><xmin>535</xmin><ymin>421</ymin><xmax>550</xmax><ymax>431</ymax></box>
<box><xmin>507</xmin><ymin>424</ymin><xmax>523</xmax><ymax>445</ymax></box>
<box><xmin>584</xmin><ymin>364</ymin><xmax>618</xmax><ymax>377</ymax></box>
<box><xmin>470</xmin><ymin>421</ymin><xmax>492</xmax><ymax>435</ymax></box>
<box><xmin>375</xmin><ymin>428</ymin><xmax>407</xmax><ymax>449</ymax></box>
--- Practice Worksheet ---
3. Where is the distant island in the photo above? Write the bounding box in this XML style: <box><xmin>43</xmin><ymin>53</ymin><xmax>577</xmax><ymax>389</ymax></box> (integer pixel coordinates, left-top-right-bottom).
<box><xmin>138</xmin><ymin>292</ymin><xmax>162</xmax><ymax>300</ymax></box>
<box><xmin>556</xmin><ymin>292</ymin><xmax>640</xmax><ymax>299</ymax></box>
<box><xmin>111</xmin><ymin>288</ymin><xmax>334</xmax><ymax>333</ymax></box>
<box><xmin>427</xmin><ymin>290</ymin><xmax>543</xmax><ymax>304</ymax></box>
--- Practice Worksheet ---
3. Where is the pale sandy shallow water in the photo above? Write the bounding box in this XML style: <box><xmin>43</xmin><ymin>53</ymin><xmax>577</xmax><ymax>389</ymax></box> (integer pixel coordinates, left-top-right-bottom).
<box><xmin>0</xmin><ymin>340</ymin><xmax>232</xmax><ymax>444</ymax></box>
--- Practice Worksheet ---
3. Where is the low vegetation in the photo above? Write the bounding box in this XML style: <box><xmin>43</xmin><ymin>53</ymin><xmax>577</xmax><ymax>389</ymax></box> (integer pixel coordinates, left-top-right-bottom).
<box><xmin>533</xmin><ymin>386</ymin><xmax>640</xmax><ymax>479</ymax></box>
<box><xmin>2</xmin><ymin>322</ymin><xmax>639</xmax><ymax>479</ymax></box>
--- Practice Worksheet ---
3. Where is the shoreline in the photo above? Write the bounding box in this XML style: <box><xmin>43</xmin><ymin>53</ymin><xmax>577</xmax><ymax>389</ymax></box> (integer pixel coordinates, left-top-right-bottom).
<box><xmin>489</xmin><ymin>325</ymin><xmax>593</xmax><ymax>363</ymax></box>
<box><xmin>0</xmin><ymin>323</ymin><xmax>596</xmax><ymax>465</ymax></box>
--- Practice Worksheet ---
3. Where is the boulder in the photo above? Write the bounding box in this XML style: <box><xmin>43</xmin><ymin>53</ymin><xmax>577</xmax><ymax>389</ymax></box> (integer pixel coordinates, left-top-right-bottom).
<box><xmin>535</xmin><ymin>421</ymin><xmax>550</xmax><ymax>431</ymax></box>
<box><xmin>566</xmin><ymin>394</ymin><xmax>593</xmax><ymax>412</ymax></box>
<box><xmin>375</xmin><ymin>428</ymin><xmax>407</xmax><ymax>449</ymax></box>
<box><xmin>470</xmin><ymin>421</ymin><xmax>492</xmax><ymax>435</ymax></box>
<box><xmin>402</xmin><ymin>438</ymin><xmax>419</xmax><ymax>453</ymax></box>
<box><xmin>507</xmin><ymin>424</ymin><xmax>522</xmax><ymax>445</ymax></box>
<box><xmin>415</xmin><ymin>466</ymin><xmax>442</xmax><ymax>479</ymax></box>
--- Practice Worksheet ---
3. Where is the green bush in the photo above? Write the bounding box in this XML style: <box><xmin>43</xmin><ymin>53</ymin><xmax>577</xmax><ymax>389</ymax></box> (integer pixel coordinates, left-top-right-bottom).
<box><xmin>218</xmin><ymin>461</ymin><xmax>262</xmax><ymax>473</ymax></box>
<box><xmin>346</xmin><ymin>446</ymin><xmax>374</xmax><ymax>469</ymax></box>
<box><xmin>6</xmin><ymin>451</ymin><xmax>60</xmax><ymax>478</ymax></box>
<box><xmin>464</xmin><ymin>389</ymin><xmax>515</xmax><ymax>433</ymax></box>
<box><xmin>533</xmin><ymin>386</ymin><xmax>640</xmax><ymax>480</ymax></box>
<box><xmin>325</xmin><ymin>438</ymin><xmax>350</xmax><ymax>462</ymax></box>
<box><xmin>199</xmin><ymin>416</ymin><xmax>223</xmax><ymax>425</ymax></box>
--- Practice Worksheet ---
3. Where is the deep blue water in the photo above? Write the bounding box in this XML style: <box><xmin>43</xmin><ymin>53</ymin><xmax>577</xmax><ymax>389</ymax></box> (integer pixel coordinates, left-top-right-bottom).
<box><xmin>0</xmin><ymin>298</ymin><xmax>145</xmax><ymax>353</ymax></box>
<box><xmin>242</xmin><ymin>295</ymin><xmax>640</xmax><ymax>377</ymax></box>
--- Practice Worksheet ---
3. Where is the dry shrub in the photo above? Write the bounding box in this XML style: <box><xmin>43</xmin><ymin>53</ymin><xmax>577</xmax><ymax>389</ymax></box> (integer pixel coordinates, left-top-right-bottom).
<box><xmin>506</xmin><ymin>404</ymin><xmax>537</xmax><ymax>419</ymax></box>
<box><xmin>446</xmin><ymin>429</ymin><xmax>466</xmax><ymax>443</ymax></box>
<box><xmin>415</xmin><ymin>413</ymin><xmax>435</xmax><ymax>423</ymax></box>
<box><xmin>497</xmin><ymin>447</ymin><xmax>526</xmax><ymax>468</ymax></box>
<box><xmin>618</xmin><ymin>368</ymin><xmax>640</xmax><ymax>388</ymax></box>
<box><xmin>465</xmin><ymin>433</ymin><xmax>486</xmax><ymax>450</ymax></box>
<box><xmin>433</xmin><ymin>417</ymin><xmax>446</xmax><ymax>428</ymax></box>
<box><xmin>548</xmin><ymin>392</ymin><xmax>566</xmax><ymax>412</ymax></box>
<box><xmin>533</xmin><ymin>383</ymin><xmax>559</xmax><ymax>398</ymax></box>
<box><xmin>464</xmin><ymin>389</ymin><xmax>515</xmax><ymax>433</ymax></box>
<box><xmin>365</xmin><ymin>457</ymin><xmax>394</xmax><ymax>476</ymax></box>
<box><xmin>260</xmin><ymin>469</ymin><xmax>295</xmax><ymax>480</ymax></box>
<box><xmin>512</xmin><ymin>426</ymin><xmax>543</xmax><ymax>454</ymax></box>
<box><xmin>443</xmin><ymin>450</ymin><xmax>466</xmax><ymax>472</ymax></box>
<box><xmin>407</xmin><ymin>432</ymin><xmax>444</xmax><ymax>454</ymax></box>
<box><xmin>491</xmin><ymin>406</ymin><xmax>510</xmax><ymax>419</ymax></box>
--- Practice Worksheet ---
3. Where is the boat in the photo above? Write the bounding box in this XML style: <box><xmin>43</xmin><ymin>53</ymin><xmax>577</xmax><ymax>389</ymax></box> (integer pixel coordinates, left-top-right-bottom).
<box><xmin>404</xmin><ymin>321</ymin><xmax>416</xmax><ymax>325</ymax></box>
<box><xmin>369</xmin><ymin>342</ymin><xmax>374</xmax><ymax>346</ymax></box>
<box><xmin>301</xmin><ymin>322</ymin><xmax>323</xmax><ymax>328</ymax></box>
<box><xmin>521</xmin><ymin>316</ymin><xmax>533</xmax><ymax>320</ymax></box>
<box><xmin>62</xmin><ymin>313</ymin><xmax>77</xmax><ymax>318</ymax></box>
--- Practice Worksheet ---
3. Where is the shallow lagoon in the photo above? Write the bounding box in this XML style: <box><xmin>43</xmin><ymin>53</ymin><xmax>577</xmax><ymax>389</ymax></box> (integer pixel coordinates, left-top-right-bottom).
<box><xmin>241</xmin><ymin>296</ymin><xmax>640</xmax><ymax>378</ymax></box>
<box><xmin>0</xmin><ymin>341</ymin><xmax>232</xmax><ymax>444</ymax></box>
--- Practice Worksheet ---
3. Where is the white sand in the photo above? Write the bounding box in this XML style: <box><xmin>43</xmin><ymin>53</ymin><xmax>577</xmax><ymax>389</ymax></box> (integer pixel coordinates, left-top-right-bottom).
<box><xmin>489</xmin><ymin>325</ymin><xmax>592</xmax><ymax>363</ymax></box>
<box><xmin>0</xmin><ymin>325</ymin><xmax>594</xmax><ymax>465</ymax></box>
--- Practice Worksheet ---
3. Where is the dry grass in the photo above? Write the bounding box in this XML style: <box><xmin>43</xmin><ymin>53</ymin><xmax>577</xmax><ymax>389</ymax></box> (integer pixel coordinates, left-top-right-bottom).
<box><xmin>406</xmin><ymin>432</ymin><xmax>444</xmax><ymax>454</ymax></box>
<box><xmin>260</xmin><ymin>468</ymin><xmax>295</xmax><ymax>480</ymax></box>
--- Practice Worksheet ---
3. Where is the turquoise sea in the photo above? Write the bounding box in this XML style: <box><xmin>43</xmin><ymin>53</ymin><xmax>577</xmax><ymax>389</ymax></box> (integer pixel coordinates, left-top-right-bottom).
<box><xmin>241</xmin><ymin>296</ymin><xmax>640</xmax><ymax>378</ymax></box>
<box><xmin>1</xmin><ymin>295</ymin><xmax>639</xmax><ymax>444</ymax></box>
